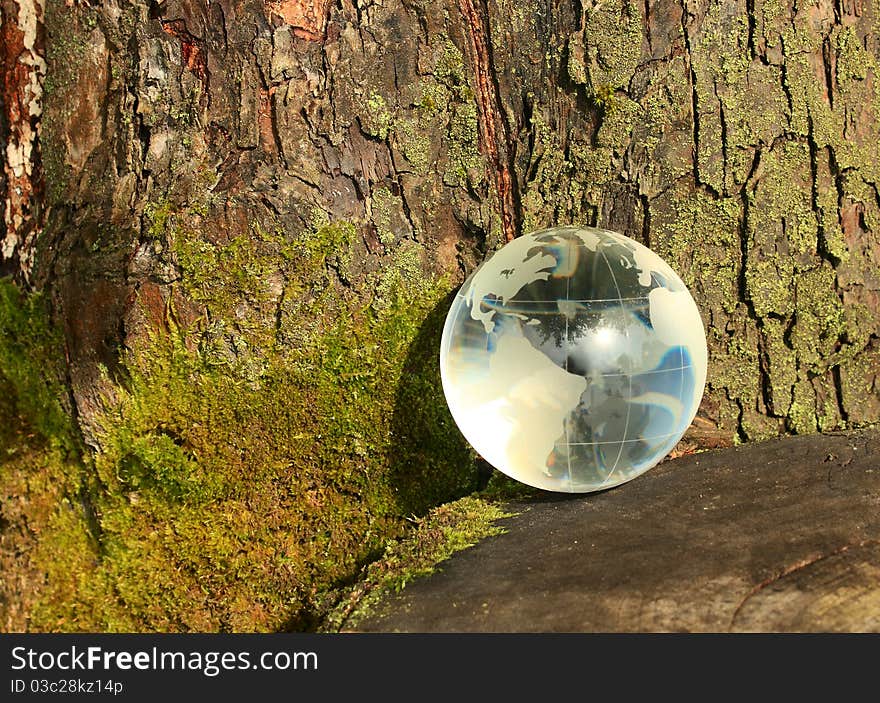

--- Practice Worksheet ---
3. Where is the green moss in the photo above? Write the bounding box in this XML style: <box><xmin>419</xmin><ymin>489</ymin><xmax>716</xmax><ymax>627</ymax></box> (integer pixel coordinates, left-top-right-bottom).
<box><xmin>687</xmin><ymin>0</ymin><xmax>789</xmax><ymax>189</ymax></box>
<box><xmin>320</xmin><ymin>495</ymin><xmax>512</xmax><ymax>631</ymax></box>
<box><xmin>390</xmin><ymin>76</ymin><xmax>457</xmax><ymax>175</ymax></box>
<box><xmin>835</xmin><ymin>26</ymin><xmax>869</xmax><ymax>85</ymax></box>
<box><xmin>583</xmin><ymin>0</ymin><xmax>643</xmax><ymax>91</ymax></box>
<box><xmin>567</xmin><ymin>139</ymin><xmax>614</xmax><ymax>192</ymax></box>
<box><xmin>838</xmin><ymin>345</ymin><xmax>880</xmax><ymax>421</ymax></box>
<box><xmin>418</xmin><ymin>87</ymin><xmax>438</xmax><ymax>113</ymax></box>
<box><xmin>3</xmin><ymin>203</ymin><xmax>483</xmax><ymax>631</ymax></box>
<box><xmin>780</xmin><ymin>21</ymin><xmax>824</xmax><ymax>136</ymax></box>
<box><xmin>433</xmin><ymin>40</ymin><xmax>467</xmax><ymax>85</ymax></box>
<box><xmin>759</xmin><ymin>318</ymin><xmax>796</xmax><ymax>417</ymax></box>
<box><xmin>0</xmin><ymin>279</ymin><xmax>96</xmax><ymax>631</ymax></box>
<box><xmin>371</xmin><ymin>186</ymin><xmax>398</xmax><ymax>246</ymax></box>
<box><xmin>405</xmin><ymin>38</ymin><xmax>485</xmax><ymax>185</ymax></box>
<box><xmin>579</xmin><ymin>0</ymin><xmax>644</xmax><ymax>153</ymax></box>
<box><xmin>173</xmin><ymin>224</ymin><xmax>292</xmax><ymax>353</ymax></box>
<box><xmin>519</xmin><ymin>110</ymin><xmax>595</xmax><ymax>234</ymax></box>
<box><xmin>712</xmin><ymin>320</ymin><xmax>761</xmax><ymax>404</ymax></box>
<box><xmin>443</xmin><ymin>100</ymin><xmax>483</xmax><ymax>187</ymax></box>
<box><xmin>373</xmin><ymin>240</ymin><xmax>425</xmax><ymax>308</ymax></box>
<box><xmin>87</xmin><ymin>252</ymin><xmax>471</xmax><ymax>629</ymax></box>
<box><xmin>743</xmin><ymin>142</ymin><xmax>820</xmax><ymax>319</ymax></box>
<box><xmin>790</xmin><ymin>264</ymin><xmax>844</xmax><ymax>373</ymax></box>
<box><xmin>758</xmin><ymin>0</ymin><xmax>787</xmax><ymax>48</ymax></box>
<box><xmin>592</xmin><ymin>83</ymin><xmax>616</xmax><ymax>111</ymax></box>
<box><xmin>788</xmin><ymin>379</ymin><xmax>818</xmax><ymax>434</ymax></box>
<box><xmin>82</xmin><ymin>333</ymin><xmax>391</xmax><ymax>629</ymax></box>
<box><xmin>302</xmin><ymin>219</ymin><xmax>355</xmax><ymax>263</ymax></box>
<box><xmin>745</xmin><ymin>258</ymin><xmax>796</xmax><ymax>318</ymax></box>
<box><xmin>29</xmin><ymin>490</ymin><xmax>102</xmax><ymax>630</ymax></box>
<box><xmin>144</xmin><ymin>200</ymin><xmax>174</xmax><ymax>241</ymax></box>
<box><xmin>814</xmin><ymin>179</ymin><xmax>850</xmax><ymax>264</ymax></box>
<box><xmin>688</xmin><ymin>1</ymin><xmax>750</xmax><ymax>191</ymax></box>
<box><xmin>361</xmin><ymin>92</ymin><xmax>394</xmax><ymax>140</ymax></box>
<box><xmin>596</xmin><ymin>94</ymin><xmax>640</xmax><ymax>150</ymax></box>
<box><xmin>567</xmin><ymin>43</ymin><xmax>588</xmax><ymax>86</ymax></box>
<box><xmin>653</xmin><ymin>190</ymin><xmax>741</xmax><ymax>314</ymax></box>
<box><xmin>840</xmin><ymin>299</ymin><xmax>877</xmax><ymax>362</ymax></box>
<box><xmin>396</xmin><ymin>117</ymin><xmax>433</xmax><ymax>174</ymax></box>
<box><xmin>816</xmin><ymin>385</ymin><xmax>842</xmax><ymax>432</ymax></box>
<box><xmin>0</xmin><ymin>280</ymin><xmax>77</xmax><ymax>453</ymax></box>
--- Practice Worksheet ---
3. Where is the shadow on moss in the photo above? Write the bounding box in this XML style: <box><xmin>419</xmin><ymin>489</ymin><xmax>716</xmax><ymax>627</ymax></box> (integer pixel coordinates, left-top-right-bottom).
<box><xmin>388</xmin><ymin>290</ymin><xmax>485</xmax><ymax>517</ymax></box>
<box><xmin>311</xmin><ymin>294</ymin><xmax>544</xmax><ymax>632</ymax></box>
<box><xmin>0</xmin><ymin>279</ymin><xmax>100</xmax><ymax>632</ymax></box>
<box><xmin>0</xmin><ymin>240</ymin><xmax>513</xmax><ymax>632</ymax></box>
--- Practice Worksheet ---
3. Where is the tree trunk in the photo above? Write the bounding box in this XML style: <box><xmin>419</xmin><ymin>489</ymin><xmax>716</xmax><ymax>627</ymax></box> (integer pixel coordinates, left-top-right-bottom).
<box><xmin>4</xmin><ymin>0</ymin><xmax>877</xmax><ymax>441</ymax></box>
<box><xmin>1</xmin><ymin>0</ymin><xmax>879</xmax><ymax>630</ymax></box>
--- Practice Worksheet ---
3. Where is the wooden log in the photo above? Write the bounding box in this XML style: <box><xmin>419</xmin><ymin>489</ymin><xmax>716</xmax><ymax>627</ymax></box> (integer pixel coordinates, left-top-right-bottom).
<box><xmin>355</xmin><ymin>428</ymin><xmax>880</xmax><ymax>632</ymax></box>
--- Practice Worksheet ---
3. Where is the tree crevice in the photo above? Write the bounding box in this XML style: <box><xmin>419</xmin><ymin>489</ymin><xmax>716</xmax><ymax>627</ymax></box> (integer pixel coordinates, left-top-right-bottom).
<box><xmin>458</xmin><ymin>0</ymin><xmax>520</xmax><ymax>241</ymax></box>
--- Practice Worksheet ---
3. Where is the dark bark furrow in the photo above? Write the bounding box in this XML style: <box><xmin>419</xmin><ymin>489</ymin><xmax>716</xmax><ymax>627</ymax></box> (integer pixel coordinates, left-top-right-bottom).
<box><xmin>679</xmin><ymin>0</ymin><xmax>704</xmax><ymax>191</ymax></box>
<box><xmin>458</xmin><ymin>0</ymin><xmax>519</xmax><ymax>241</ymax></box>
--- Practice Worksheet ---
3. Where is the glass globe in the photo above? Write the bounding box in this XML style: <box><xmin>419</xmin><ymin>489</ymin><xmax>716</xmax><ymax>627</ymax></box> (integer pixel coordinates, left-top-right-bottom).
<box><xmin>440</xmin><ymin>226</ymin><xmax>708</xmax><ymax>493</ymax></box>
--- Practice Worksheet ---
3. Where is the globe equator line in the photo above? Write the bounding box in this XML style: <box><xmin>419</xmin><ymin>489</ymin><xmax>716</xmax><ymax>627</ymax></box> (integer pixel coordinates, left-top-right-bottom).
<box><xmin>477</xmin><ymin>308</ymin><xmax>636</xmax><ymax>318</ymax></box>
<box><xmin>599</xmin><ymin>365</ymin><xmax>693</xmax><ymax>378</ymax></box>
<box><xmin>597</xmin><ymin>246</ymin><xmax>632</xmax><ymax>488</ymax></box>
<box><xmin>457</xmin><ymin>294</ymin><xmax>652</xmax><ymax>304</ymax></box>
<box><xmin>565</xmin><ymin>430</ymin><xmax>682</xmax><ymax>446</ymax></box>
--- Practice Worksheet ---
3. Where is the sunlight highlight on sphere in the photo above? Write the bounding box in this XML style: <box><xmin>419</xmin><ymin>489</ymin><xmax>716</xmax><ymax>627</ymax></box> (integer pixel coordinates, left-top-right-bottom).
<box><xmin>439</xmin><ymin>226</ymin><xmax>708</xmax><ymax>493</ymax></box>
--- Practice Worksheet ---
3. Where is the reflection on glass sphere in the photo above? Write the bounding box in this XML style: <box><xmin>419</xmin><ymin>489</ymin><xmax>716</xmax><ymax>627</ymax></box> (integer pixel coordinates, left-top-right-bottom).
<box><xmin>439</xmin><ymin>226</ymin><xmax>708</xmax><ymax>493</ymax></box>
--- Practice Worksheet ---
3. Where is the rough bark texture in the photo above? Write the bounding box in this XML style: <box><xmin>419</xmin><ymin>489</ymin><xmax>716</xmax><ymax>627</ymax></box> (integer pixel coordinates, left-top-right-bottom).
<box><xmin>0</xmin><ymin>0</ymin><xmax>879</xmax><ymax>630</ymax></box>
<box><xmin>0</xmin><ymin>0</ymin><xmax>46</xmax><ymax>278</ymax></box>
<box><xmin>2</xmin><ymin>0</ymin><xmax>877</xmax><ymax>440</ymax></box>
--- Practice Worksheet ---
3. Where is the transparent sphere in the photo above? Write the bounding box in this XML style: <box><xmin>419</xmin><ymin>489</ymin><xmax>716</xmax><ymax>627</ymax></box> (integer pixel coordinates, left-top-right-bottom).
<box><xmin>440</xmin><ymin>226</ymin><xmax>708</xmax><ymax>493</ymax></box>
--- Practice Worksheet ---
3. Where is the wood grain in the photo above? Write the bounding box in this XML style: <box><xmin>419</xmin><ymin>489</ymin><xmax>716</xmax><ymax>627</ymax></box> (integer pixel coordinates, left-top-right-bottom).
<box><xmin>356</xmin><ymin>428</ymin><xmax>880</xmax><ymax>632</ymax></box>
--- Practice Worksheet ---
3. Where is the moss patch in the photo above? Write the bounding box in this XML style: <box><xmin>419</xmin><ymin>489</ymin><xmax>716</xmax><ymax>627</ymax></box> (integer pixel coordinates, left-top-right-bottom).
<box><xmin>87</xmin><ymin>269</ymin><xmax>475</xmax><ymax>630</ymax></box>
<box><xmin>0</xmin><ymin>203</ymin><xmax>485</xmax><ymax>631</ymax></box>
<box><xmin>0</xmin><ymin>279</ymin><xmax>94</xmax><ymax>631</ymax></box>
<box><xmin>583</xmin><ymin>0</ymin><xmax>643</xmax><ymax>92</ymax></box>
<box><xmin>0</xmin><ymin>281</ymin><xmax>78</xmax><ymax>453</ymax></box>
<box><xmin>320</xmin><ymin>494</ymin><xmax>513</xmax><ymax>631</ymax></box>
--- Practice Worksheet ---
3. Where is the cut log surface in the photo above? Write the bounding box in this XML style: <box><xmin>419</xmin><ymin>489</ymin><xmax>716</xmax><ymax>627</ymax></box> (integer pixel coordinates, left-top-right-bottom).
<box><xmin>355</xmin><ymin>428</ymin><xmax>880</xmax><ymax>632</ymax></box>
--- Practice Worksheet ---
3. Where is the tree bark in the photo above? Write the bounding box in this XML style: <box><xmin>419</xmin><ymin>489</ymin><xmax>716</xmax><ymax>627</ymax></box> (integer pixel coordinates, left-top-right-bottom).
<box><xmin>2</xmin><ymin>0</ymin><xmax>877</xmax><ymax>440</ymax></box>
